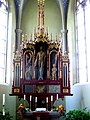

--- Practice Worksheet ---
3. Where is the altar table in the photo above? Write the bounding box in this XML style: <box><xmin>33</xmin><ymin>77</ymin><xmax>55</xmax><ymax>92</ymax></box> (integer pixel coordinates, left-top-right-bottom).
<box><xmin>18</xmin><ymin>111</ymin><xmax>60</xmax><ymax>120</ymax></box>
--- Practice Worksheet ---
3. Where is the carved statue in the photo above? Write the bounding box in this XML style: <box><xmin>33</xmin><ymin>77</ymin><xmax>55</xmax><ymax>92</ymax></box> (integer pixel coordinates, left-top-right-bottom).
<box><xmin>25</xmin><ymin>53</ymin><xmax>33</xmax><ymax>80</ymax></box>
<box><xmin>52</xmin><ymin>64</ymin><xmax>57</xmax><ymax>80</ymax></box>
<box><xmin>35</xmin><ymin>47</ymin><xmax>46</xmax><ymax>80</ymax></box>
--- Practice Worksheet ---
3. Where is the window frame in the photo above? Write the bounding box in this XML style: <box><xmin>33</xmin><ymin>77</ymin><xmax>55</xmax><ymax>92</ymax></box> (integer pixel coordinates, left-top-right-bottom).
<box><xmin>75</xmin><ymin>0</ymin><xmax>90</xmax><ymax>83</ymax></box>
<box><xmin>0</xmin><ymin>0</ymin><xmax>8</xmax><ymax>84</ymax></box>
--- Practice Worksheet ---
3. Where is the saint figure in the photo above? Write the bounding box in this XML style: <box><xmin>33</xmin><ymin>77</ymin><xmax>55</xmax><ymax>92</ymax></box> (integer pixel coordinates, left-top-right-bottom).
<box><xmin>25</xmin><ymin>53</ymin><xmax>33</xmax><ymax>80</ymax></box>
<box><xmin>35</xmin><ymin>47</ymin><xmax>45</xmax><ymax>80</ymax></box>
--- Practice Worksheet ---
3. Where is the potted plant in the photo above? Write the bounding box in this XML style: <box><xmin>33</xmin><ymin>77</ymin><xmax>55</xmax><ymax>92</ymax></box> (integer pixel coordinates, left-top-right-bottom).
<box><xmin>65</xmin><ymin>109</ymin><xmax>90</xmax><ymax>120</ymax></box>
<box><xmin>0</xmin><ymin>111</ymin><xmax>13</xmax><ymax>120</ymax></box>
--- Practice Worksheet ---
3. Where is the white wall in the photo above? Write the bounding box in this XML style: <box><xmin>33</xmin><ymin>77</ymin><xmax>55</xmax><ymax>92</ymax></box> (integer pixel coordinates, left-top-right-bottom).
<box><xmin>81</xmin><ymin>83</ymin><xmax>90</xmax><ymax>111</ymax></box>
<box><xmin>66</xmin><ymin>83</ymin><xmax>90</xmax><ymax>113</ymax></box>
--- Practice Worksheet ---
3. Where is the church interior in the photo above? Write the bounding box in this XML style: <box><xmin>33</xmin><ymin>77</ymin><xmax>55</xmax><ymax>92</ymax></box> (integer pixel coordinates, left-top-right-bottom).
<box><xmin>0</xmin><ymin>0</ymin><xmax>90</xmax><ymax>120</ymax></box>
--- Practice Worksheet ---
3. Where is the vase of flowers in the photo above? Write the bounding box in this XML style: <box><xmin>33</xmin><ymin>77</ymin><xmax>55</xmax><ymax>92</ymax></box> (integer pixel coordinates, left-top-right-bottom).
<box><xmin>55</xmin><ymin>104</ymin><xmax>65</xmax><ymax>116</ymax></box>
<box><xmin>17</xmin><ymin>104</ymin><xmax>26</xmax><ymax>119</ymax></box>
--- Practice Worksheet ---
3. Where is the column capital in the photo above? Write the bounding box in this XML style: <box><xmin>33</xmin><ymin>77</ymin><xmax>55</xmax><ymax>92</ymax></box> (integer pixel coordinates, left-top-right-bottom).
<box><xmin>61</xmin><ymin>29</ymin><xmax>68</xmax><ymax>34</ymax></box>
<box><xmin>15</xmin><ymin>29</ymin><xmax>22</xmax><ymax>34</ymax></box>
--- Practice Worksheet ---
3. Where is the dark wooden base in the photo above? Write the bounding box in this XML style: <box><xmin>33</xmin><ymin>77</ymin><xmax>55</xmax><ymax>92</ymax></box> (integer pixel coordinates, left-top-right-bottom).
<box><xmin>17</xmin><ymin>111</ymin><xmax>60</xmax><ymax>120</ymax></box>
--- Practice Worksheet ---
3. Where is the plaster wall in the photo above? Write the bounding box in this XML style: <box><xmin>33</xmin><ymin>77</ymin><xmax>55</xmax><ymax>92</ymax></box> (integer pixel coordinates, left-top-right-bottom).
<box><xmin>65</xmin><ymin>84</ymin><xmax>82</xmax><ymax>113</ymax></box>
<box><xmin>66</xmin><ymin>83</ymin><xmax>90</xmax><ymax>113</ymax></box>
<box><xmin>81</xmin><ymin>83</ymin><xmax>90</xmax><ymax>111</ymax></box>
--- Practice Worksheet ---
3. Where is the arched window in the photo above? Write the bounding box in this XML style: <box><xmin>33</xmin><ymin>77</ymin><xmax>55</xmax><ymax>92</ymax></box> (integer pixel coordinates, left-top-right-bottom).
<box><xmin>0</xmin><ymin>0</ymin><xmax>8</xmax><ymax>83</ymax></box>
<box><xmin>75</xmin><ymin>0</ymin><xmax>90</xmax><ymax>83</ymax></box>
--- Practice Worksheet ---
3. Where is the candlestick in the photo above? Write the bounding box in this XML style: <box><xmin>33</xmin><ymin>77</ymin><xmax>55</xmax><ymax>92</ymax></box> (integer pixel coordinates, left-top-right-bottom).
<box><xmin>51</xmin><ymin>96</ymin><xmax>53</xmax><ymax>111</ymax></box>
<box><xmin>35</xmin><ymin>97</ymin><xmax>37</xmax><ymax>103</ymax></box>
<box><xmin>46</xmin><ymin>97</ymin><xmax>48</xmax><ymax>111</ymax></box>
<box><xmin>51</xmin><ymin>101</ymin><xmax>53</xmax><ymax>111</ymax></box>
<box><xmin>51</xmin><ymin>96</ymin><xmax>53</xmax><ymax>102</ymax></box>
<box><xmin>35</xmin><ymin>97</ymin><xmax>37</xmax><ymax>109</ymax></box>
<box><xmin>30</xmin><ymin>95</ymin><xmax>32</xmax><ymax>102</ymax></box>
<box><xmin>30</xmin><ymin>101</ymin><xmax>31</xmax><ymax>111</ymax></box>
<box><xmin>3</xmin><ymin>106</ymin><xmax>5</xmax><ymax>116</ymax></box>
<box><xmin>56</xmin><ymin>94</ymin><xmax>58</xmax><ymax>100</ymax></box>
<box><xmin>24</xmin><ymin>95</ymin><xmax>26</xmax><ymax>101</ymax></box>
<box><xmin>46</xmin><ymin>97</ymin><xmax>48</xmax><ymax>103</ymax></box>
<box><xmin>3</xmin><ymin>94</ymin><xmax>5</xmax><ymax>106</ymax></box>
<box><xmin>24</xmin><ymin>95</ymin><xmax>26</xmax><ymax>107</ymax></box>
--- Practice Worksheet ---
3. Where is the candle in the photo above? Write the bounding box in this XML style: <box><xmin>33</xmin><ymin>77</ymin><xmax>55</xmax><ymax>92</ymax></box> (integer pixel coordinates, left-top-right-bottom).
<box><xmin>24</xmin><ymin>95</ymin><xmax>26</xmax><ymax>100</ymax></box>
<box><xmin>51</xmin><ymin>96</ymin><xmax>53</xmax><ymax>102</ymax></box>
<box><xmin>22</xmin><ymin>34</ymin><xmax>24</xmax><ymax>42</ymax></box>
<box><xmin>3</xmin><ymin>94</ymin><xmax>5</xmax><ymax>106</ymax></box>
<box><xmin>46</xmin><ymin>97</ymin><xmax>48</xmax><ymax>103</ymax></box>
<box><xmin>30</xmin><ymin>95</ymin><xmax>32</xmax><ymax>101</ymax></box>
<box><xmin>56</xmin><ymin>94</ymin><xmax>58</xmax><ymax>100</ymax></box>
<box><xmin>35</xmin><ymin>97</ymin><xmax>37</xmax><ymax>103</ymax></box>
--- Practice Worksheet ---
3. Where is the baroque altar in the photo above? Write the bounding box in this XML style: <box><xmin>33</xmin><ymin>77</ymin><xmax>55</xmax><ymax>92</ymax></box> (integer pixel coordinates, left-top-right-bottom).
<box><xmin>10</xmin><ymin>0</ymin><xmax>72</xmax><ymax>111</ymax></box>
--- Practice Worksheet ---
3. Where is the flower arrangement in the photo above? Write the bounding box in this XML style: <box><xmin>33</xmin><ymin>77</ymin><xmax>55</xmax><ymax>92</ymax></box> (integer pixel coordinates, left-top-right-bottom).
<box><xmin>55</xmin><ymin>104</ymin><xmax>65</xmax><ymax>116</ymax></box>
<box><xmin>17</xmin><ymin>104</ymin><xmax>26</xmax><ymax>119</ymax></box>
<box><xmin>18</xmin><ymin>104</ymin><xmax>26</xmax><ymax>113</ymax></box>
<box><xmin>56</xmin><ymin>104</ymin><xmax>64</xmax><ymax>111</ymax></box>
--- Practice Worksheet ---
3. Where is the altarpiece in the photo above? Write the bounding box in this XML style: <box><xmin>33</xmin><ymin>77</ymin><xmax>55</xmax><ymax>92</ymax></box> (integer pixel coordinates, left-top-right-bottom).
<box><xmin>11</xmin><ymin>0</ymin><xmax>72</xmax><ymax>111</ymax></box>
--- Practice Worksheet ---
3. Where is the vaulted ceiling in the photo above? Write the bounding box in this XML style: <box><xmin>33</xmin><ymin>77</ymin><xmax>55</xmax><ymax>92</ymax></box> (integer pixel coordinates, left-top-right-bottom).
<box><xmin>14</xmin><ymin>0</ymin><xmax>70</xmax><ymax>19</ymax></box>
<box><xmin>14</xmin><ymin>0</ymin><xmax>70</xmax><ymax>29</ymax></box>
